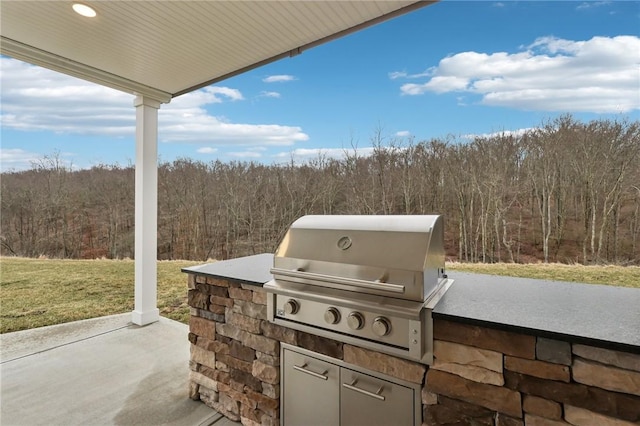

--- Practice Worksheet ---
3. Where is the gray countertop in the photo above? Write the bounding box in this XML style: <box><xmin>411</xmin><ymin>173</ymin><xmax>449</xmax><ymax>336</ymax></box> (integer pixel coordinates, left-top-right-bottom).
<box><xmin>182</xmin><ymin>253</ymin><xmax>274</xmax><ymax>285</ymax></box>
<box><xmin>182</xmin><ymin>254</ymin><xmax>639</xmax><ymax>352</ymax></box>
<box><xmin>439</xmin><ymin>272</ymin><xmax>639</xmax><ymax>352</ymax></box>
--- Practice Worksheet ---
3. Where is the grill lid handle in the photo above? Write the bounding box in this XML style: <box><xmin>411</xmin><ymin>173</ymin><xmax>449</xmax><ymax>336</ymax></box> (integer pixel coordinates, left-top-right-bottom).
<box><xmin>270</xmin><ymin>268</ymin><xmax>405</xmax><ymax>294</ymax></box>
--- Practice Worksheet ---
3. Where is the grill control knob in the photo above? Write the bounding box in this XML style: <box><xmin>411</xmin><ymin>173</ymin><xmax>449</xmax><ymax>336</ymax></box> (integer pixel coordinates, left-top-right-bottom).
<box><xmin>347</xmin><ymin>312</ymin><xmax>365</xmax><ymax>330</ymax></box>
<box><xmin>324</xmin><ymin>308</ymin><xmax>341</xmax><ymax>324</ymax></box>
<box><xmin>283</xmin><ymin>299</ymin><xmax>299</xmax><ymax>315</ymax></box>
<box><xmin>372</xmin><ymin>317</ymin><xmax>391</xmax><ymax>337</ymax></box>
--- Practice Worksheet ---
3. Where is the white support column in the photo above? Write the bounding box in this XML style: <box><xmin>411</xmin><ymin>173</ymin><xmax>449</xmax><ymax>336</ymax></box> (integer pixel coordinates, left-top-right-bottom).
<box><xmin>132</xmin><ymin>95</ymin><xmax>161</xmax><ymax>326</ymax></box>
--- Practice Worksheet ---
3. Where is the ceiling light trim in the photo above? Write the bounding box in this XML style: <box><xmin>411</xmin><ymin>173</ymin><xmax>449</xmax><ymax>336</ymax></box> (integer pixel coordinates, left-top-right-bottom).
<box><xmin>0</xmin><ymin>37</ymin><xmax>172</xmax><ymax>103</ymax></box>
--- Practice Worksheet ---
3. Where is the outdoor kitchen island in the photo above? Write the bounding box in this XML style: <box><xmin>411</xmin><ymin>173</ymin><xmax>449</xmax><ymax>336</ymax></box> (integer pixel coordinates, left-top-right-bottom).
<box><xmin>183</xmin><ymin>253</ymin><xmax>640</xmax><ymax>426</ymax></box>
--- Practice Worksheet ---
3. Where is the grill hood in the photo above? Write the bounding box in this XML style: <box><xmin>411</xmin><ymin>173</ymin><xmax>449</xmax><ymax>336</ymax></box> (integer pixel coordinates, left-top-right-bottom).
<box><xmin>271</xmin><ymin>215</ymin><xmax>446</xmax><ymax>302</ymax></box>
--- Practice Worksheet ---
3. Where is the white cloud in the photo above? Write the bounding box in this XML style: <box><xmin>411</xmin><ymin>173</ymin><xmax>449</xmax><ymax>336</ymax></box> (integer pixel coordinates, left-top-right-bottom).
<box><xmin>395</xmin><ymin>36</ymin><xmax>640</xmax><ymax>113</ymax></box>
<box><xmin>0</xmin><ymin>148</ymin><xmax>76</xmax><ymax>172</ymax></box>
<box><xmin>229</xmin><ymin>151</ymin><xmax>262</xmax><ymax>158</ymax></box>
<box><xmin>169</xmin><ymin>86</ymin><xmax>243</xmax><ymax>110</ymax></box>
<box><xmin>395</xmin><ymin>130</ymin><xmax>411</xmax><ymax>137</ymax></box>
<box><xmin>462</xmin><ymin>128</ymin><xmax>535</xmax><ymax>140</ymax></box>
<box><xmin>274</xmin><ymin>147</ymin><xmax>377</xmax><ymax>163</ymax></box>
<box><xmin>0</xmin><ymin>148</ymin><xmax>41</xmax><ymax>171</ymax></box>
<box><xmin>402</xmin><ymin>76</ymin><xmax>469</xmax><ymax>95</ymax></box>
<box><xmin>0</xmin><ymin>58</ymin><xmax>135</xmax><ymax>136</ymax></box>
<box><xmin>389</xmin><ymin>71</ymin><xmax>407</xmax><ymax>80</ymax></box>
<box><xmin>262</xmin><ymin>75</ymin><xmax>296</xmax><ymax>83</ymax></box>
<box><xmin>1</xmin><ymin>58</ymin><xmax>309</xmax><ymax>146</ymax></box>
<box><xmin>159</xmin><ymin>91</ymin><xmax>308</xmax><ymax>145</ymax></box>
<box><xmin>197</xmin><ymin>147</ymin><xmax>218</xmax><ymax>154</ymax></box>
<box><xmin>576</xmin><ymin>1</ymin><xmax>611</xmax><ymax>10</ymax></box>
<box><xmin>259</xmin><ymin>91</ymin><xmax>281</xmax><ymax>98</ymax></box>
<box><xmin>389</xmin><ymin>70</ymin><xmax>431</xmax><ymax>80</ymax></box>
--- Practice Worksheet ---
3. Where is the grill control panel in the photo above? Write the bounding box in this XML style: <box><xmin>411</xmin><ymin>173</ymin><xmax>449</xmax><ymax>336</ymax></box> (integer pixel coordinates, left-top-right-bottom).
<box><xmin>272</xmin><ymin>295</ymin><xmax>412</xmax><ymax>349</ymax></box>
<box><xmin>266</xmin><ymin>277</ymin><xmax>453</xmax><ymax>364</ymax></box>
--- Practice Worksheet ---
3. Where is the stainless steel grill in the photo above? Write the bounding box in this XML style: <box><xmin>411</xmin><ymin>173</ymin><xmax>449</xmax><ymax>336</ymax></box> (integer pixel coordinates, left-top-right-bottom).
<box><xmin>264</xmin><ymin>215</ymin><xmax>453</xmax><ymax>363</ymax></box>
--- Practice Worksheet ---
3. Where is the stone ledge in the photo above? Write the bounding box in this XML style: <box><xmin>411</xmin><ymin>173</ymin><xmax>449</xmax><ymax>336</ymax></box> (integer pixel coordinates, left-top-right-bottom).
<box><xmin>525</xmin><ymin>413</ymin><xmax>569</xmax><ymax>426</ymax></box>
<box><xmin>252</xmin><ymin>360</ymin><xmax>280</xmax><ymax>385</ymax></box>
<box><xmin>190</xmin><ymin>370</ymin><xmax>219</xmax><ymax>392</ymax></box>
<box><xmin>522</xmin><ymin>394</ymin><xmax>562</xmax><ymax>420</ymax></box>
<box><xmin>199</xmin><ymin>364</ymin><xmax>231</xmax><ymax>385</ymax></box>
<box><xmin>572</xmin><ymin>344</ymin><xmax>640</xmax><ymax>372</ymax></box>
<box><xmin>344</xmin><ymin>344</ymin><xmax>425</xmax><ymax>384</ymax></box>
<box><xmin>537</xmin><ymin>338</ymin><xmax>572</xmax><ymax>365</ymax></box>
<box><xmin>229</xmin><ymin>287</ymin><xmax>253</xmax><ymax>301</ymax></box>
<box><xmin>226</xmin><ymin>310</ymin><xmax>262</xmax><ymax>335</ymax></box>
<box><xmin>426</xmin><ymin>369</ymin><xmax>522</xmax><ymax>418</ymax></box>
<box><xmin>505</xmin><ymin>356</ymin><xmax>570</xmax><ymax>382</ymax></box>
<box><xmin>434</xmin><ymin>319</ymin><xmax>535</xmax><ymax>359</ymax></box>
<box><xmin>504</xmin><ymin>371</ymin><xmax>640</xmax><ymax>422</ymax></box>
<box><xmin>564</xmin><ymin>405</ymin><xmax>637</xmax><ymax>426</ymax></box>
<box><xmin>233</xmin><ymin>299</ymin><xmax>267</xmax><ymax>320</ymax></box>
<box><xmin>261</xmin><ymin>321</ymin><xmax>297</xmax><ymax>345</ymax></box>
<box><xmin>423</xmin><ymin>397</ymin><xmax>493</xmax><ymax>426</ymax></box>
<box><xmin>431</xmin><ymin>360</ymin><xmax>504</xmax><ymax>386</ymax></box>
<box><xmin>572</xmin><ymin>357</ymin><xmax>640</xmax><ymax>396</ymax></box>
<box><xmin>211</xmin><ymin>295</ymin><xmax>234</xmax><ymax>307</ymax></box>
<box><xmin>191</xmin><ymin>343</ymin><xmax>216</xmax><ymax>370</ymax></box>
<box><xmin>218</xmin><ymin>353</ymin><xmax>253</xmax><ymax>374</ymax></box>
<box><xmin>189</xmin><ymin>315</ymin><xmax>216</xmax><ymax>341</ymax></box>
<box><xmin>252</xmin><ymin>290</ymin><xmax>267</xmax><ymax>305</ymax></box>
<box><xmin>421</xmin><ymin>389</ymin><xmax>438</xmax><ymax>405</ymax></box>
<box><xmin>494</xmin><ymin>413</ymin><xmax>524</xmax><ymax>426</ymax></box>
<box><xmin>296</xmin><ymin>331</ymin><xmax>343</xmax><ymax>359</ymax></box>
<box><xmin>197</xmin><ymin>283</ymin><xmax>229</xmax><ymax>298</ymax></box>
<box><xmin>434</xmin><ymin>340</ymin><xmax>502</xmax><ymax>372</ymax></box>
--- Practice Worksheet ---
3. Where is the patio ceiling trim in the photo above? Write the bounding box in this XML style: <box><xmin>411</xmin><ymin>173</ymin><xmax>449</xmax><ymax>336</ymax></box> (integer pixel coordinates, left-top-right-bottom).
<box><xmin>1</xmin><ymin>37</ymin><xmax>173</xmax><ymax>103</ymax></box>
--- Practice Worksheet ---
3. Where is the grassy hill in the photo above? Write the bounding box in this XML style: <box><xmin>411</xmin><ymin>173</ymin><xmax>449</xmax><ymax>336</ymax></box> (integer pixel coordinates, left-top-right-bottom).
<box><xmin>1</xmin><ymin>257</ymin><xmax>638</xmax><ymax>334</ymax></box>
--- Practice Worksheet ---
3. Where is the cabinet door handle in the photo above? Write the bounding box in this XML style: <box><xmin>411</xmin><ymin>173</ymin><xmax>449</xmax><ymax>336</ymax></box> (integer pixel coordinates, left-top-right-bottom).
<box><xmin>293</xmin><ymin>363</ymin><xmax>328</xmax><ymax>380</ymax></box>
<box><xmin>343</xmin><ymin>379</ymin><xmax>385</xmax><ymax>401</ymax></box>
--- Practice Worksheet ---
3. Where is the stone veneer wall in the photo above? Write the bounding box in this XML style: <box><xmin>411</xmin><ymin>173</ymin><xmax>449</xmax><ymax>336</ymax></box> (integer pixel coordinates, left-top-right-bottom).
<box><xmin>426</xmin><ymin>319</ymin><xmax>640</xmax><ymax>425</ymax></box>
<box><xmin>186</xmin><ymin>273</ymin><xmax>640</xmax><ymax>426</ymax></box>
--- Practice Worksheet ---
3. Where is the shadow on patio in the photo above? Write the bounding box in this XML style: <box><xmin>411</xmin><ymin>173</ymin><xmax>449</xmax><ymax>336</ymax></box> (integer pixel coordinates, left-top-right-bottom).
<box><xmin>1</xmin><ymin>314</ymin><xmax>235</xmax><ymax>426</ymax></box>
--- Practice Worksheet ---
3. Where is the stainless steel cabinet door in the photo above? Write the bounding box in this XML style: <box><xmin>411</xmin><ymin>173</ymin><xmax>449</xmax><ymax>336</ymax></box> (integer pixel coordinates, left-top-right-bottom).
<box><xmin>340</xmin><ymin>370</ymin><xmax>414</xmax><ymax>426</ymax></box>
<box><xmin>282</xmin><ymin>348</ymin><xmax>340</xmax><ymax>426</ymax></box>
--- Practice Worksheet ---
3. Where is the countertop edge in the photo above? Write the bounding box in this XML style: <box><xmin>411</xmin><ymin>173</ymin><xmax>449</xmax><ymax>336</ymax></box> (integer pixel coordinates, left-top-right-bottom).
<box><xmin>181</xmin><ymin>253</ymin><xmax>273</xmax><ymax>286</ymax></box>
<box><xmin>432</xmin><ymin>312</ymin><xmax>640</xmax><ymax>355</ymax></box>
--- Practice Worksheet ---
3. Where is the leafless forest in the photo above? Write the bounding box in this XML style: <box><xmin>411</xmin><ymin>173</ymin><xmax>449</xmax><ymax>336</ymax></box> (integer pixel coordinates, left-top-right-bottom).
<box><xmin>2</xmin><ymin>116</ymin><xmax>639</xmax><ymax>264</ymax></box>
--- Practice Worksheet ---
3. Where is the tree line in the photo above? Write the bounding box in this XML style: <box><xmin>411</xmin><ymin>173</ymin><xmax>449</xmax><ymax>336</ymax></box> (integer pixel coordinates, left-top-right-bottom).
<box><xmin>2</xmin><ymin>115</ymin><xmax>639</xmax><ymax>264</ymax></box>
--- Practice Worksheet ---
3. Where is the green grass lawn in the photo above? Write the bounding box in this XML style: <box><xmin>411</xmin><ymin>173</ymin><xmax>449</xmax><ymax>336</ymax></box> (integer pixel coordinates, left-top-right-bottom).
<box><xmin>447</xmin><ymin>262</ymin><xmax>640</xmax><ymax>288</ymax></box>
<box><xmin>1</xmin><ymin>257</ymin><xmax>638</xmax><ymax>333</ymax></box>
<box><xmin>0</xmin><ymin>257</ymin><xmax>201</xmax><ymax>333</ymax></box>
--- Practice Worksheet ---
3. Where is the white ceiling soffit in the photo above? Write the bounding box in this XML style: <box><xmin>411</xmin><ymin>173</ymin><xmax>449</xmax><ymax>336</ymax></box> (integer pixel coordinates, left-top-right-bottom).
<box><xmin>1</xmin><ymin>1</ymin><xmax>433</xmax><ymax>103</ymax></box>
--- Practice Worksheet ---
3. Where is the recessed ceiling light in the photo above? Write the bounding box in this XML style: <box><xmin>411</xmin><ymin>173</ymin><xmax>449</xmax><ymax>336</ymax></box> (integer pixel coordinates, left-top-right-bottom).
<box><xmin>72</xmin><ymin>3</ymin><xmax>97</xmax><ymax>18</ymax></box>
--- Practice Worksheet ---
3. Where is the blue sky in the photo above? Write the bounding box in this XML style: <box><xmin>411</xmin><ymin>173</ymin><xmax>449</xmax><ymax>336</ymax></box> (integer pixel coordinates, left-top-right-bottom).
<box><xmin>1</xmin><ymin>1</ymin><xmax>639</xmax><ymax>171</ymax></box>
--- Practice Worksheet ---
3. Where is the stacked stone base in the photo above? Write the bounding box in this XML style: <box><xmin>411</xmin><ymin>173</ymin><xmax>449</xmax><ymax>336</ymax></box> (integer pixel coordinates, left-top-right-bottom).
<box><xmin>186</xmin><ymin>273</ymin><xmax>640</xmax><ymax>426</ymax></box>
<box><xmin>425</xmin><ymin>319</ymin><xmax>640</xmax><ymax>425</ymax></box>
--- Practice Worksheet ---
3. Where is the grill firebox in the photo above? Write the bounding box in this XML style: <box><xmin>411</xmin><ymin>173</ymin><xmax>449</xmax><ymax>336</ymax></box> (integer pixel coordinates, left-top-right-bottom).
<box><xmin>264</xmin><ymin>215</ymin><xmax>453</xmax><ymax>364</ymax></box>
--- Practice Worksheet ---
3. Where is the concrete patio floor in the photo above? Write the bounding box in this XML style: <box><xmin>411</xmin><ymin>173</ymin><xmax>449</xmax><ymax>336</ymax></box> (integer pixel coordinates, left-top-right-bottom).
<box><xmin>1</xmin><ymin>314</ymin><xmax>237</xmax><ymax>426</ymax></box>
